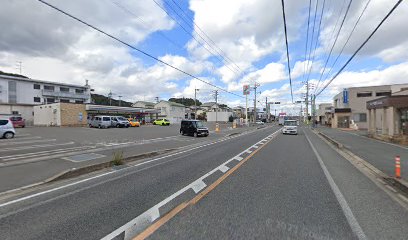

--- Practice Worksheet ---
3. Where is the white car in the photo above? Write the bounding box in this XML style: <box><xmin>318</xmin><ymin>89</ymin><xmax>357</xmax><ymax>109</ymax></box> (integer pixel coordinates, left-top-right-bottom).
<box><xmin>0</xmin><ymin>118</ymin><xmax>16</xmax><ymax>139</ymax></box>
<box><xmin>282</xmin><ymin>120</ymin><xmax>298</xmax><ymax>135</ymax></box>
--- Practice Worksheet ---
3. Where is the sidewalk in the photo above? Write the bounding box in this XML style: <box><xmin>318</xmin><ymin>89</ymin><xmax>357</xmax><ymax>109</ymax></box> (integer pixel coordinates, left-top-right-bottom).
<box><xmin>317</xmin><ymin>127</ymin><xmax>408</xmax><ymax>181</ymax></box>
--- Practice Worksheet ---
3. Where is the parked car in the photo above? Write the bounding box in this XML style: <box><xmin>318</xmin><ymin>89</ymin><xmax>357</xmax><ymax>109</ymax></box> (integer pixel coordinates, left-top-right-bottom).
<box><xmin>128</xmin><ymin>118</ymin><xmax>141</xmax><ymax>127</ymax></box>
<box><xmin>90</xmin><ymin>116</ymin><xmax>112</xmax><ymax>129</ymax></box>
<box><xmin>0</xmin><ymin>118</ymin><xmax>16</xmax><ymax>139</ymax></box>
<box><xmin>111</xmin><ymin>116</ymin><xmax>130</xmax><ymax>128</ymax></box>
<box><xmin>282</xmin><ymin>120</ymin><xmax>298</xmax><ymax>135</ymax></box>
<box><xmin>180</xmin><ymin>120</ymin><xmax>209</xmax><ymax>137</ymax></box>
<box><xmin>153</xmin><ymin>119</ymin><xmax>170</xmax><ymax>126</ymax></box>
<box><xmin>9</xmin><ymin>116</ymin><xmax>25</xmax><ymax>128</ymax></box>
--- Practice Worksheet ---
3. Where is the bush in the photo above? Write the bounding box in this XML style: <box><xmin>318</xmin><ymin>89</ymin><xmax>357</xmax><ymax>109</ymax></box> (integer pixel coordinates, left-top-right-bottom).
<box><xmin>112</xmin><ymin>151</ymin><xmax>124</xmax><ymax>166</ymax></box>
<box><xmin>228</xmin><ymin>115</ymin><xmax>234</xmax><ymax>122</ymax></box>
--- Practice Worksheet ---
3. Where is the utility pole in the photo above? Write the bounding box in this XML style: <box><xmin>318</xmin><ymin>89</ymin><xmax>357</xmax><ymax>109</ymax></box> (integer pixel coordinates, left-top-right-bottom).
<box><xmin>213</xmin><ymin>90</ymin><xmax>219</xmax><ymax>123</ymax></box>
<box><xmin>108</xmin><ymin>90</ymin><xmax>113</xmax><ymax>106</ymax></box>
<box><xmin>194</xmin><ymin>88</ymin><xmax>199</xmax><ymax>119</ymax></box>
<box><xmin>305</xmin><ymin>81</ymin><xmax>309</xmax><ymax>123</ymax></box>
<box><xmin>265</xmin><ymin>97</ymin><xmax>268</xmax><ymax>121</ymax></box>
<box><xmin>118</xmin><ymin>95</ymin><xmax>122</xmax><ymax>107</ymax></box>
<box><xmin>253</xmin><ymin>82</ymin><xmax>260</xmax><ymax>122</ymax></box>
<box><xmin>155</xmin><ymin>97</ymin><xmax>159</xmax><ymax>103</ymax></box>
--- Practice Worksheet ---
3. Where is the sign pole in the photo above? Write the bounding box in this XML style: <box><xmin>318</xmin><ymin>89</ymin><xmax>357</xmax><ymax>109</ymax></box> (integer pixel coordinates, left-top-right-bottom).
<box><xmin>245</xmin><ymin>94</ymin><xmax>248</xmax><ymax>126</ymax></box>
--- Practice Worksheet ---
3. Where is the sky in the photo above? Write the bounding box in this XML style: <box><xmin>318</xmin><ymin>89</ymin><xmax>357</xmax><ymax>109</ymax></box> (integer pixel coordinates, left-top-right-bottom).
<box><xmin>0</xmin><ymin>0</ymin><xmax>407</xmax><ymax>115</ymax></box>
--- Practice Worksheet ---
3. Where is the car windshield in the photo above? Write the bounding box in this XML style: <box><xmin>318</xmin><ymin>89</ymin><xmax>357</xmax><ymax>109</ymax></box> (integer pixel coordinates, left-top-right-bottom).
<box><xmin>3</xmin><ymin>2</ymin><xmax>406</xmax><ymax>239</ymax></box>
<box><xmin>195</xmin><ymin>121</ymin><xmax>205</xmax><ymax>127</ymax></box>
<box><xmin>284</xmin><ymin>121</ymin><xmax>297</xmax><ymax>126</ymax></box>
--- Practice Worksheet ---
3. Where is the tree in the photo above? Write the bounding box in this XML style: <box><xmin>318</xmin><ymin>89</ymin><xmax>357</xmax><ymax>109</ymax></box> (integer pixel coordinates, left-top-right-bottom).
<box><xmin>168</xmin><ymin>98</ymin><xmax>202</xmax><ymax>107</ymax></box>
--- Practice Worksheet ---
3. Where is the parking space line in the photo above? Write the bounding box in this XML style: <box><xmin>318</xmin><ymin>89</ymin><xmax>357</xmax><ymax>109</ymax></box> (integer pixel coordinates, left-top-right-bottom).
<box><xmin>0</xmin><ymin>142</ymin><xmax>75</xmax><ymax>152</ymax></box>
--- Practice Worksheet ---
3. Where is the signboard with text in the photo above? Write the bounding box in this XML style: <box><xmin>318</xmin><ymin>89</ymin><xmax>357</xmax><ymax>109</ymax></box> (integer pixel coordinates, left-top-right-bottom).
<box><xmin>243</xmin><ymin>85</ymin><xmax>250</xmax><ymax>95</ymax></box>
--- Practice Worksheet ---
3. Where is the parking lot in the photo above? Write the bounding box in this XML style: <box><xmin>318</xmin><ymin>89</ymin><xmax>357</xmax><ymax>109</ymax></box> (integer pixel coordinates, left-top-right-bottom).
<box><xmin>0</xmin><ymin>122</ymin><xmax>260</xmax><ymax>193</ymax></box>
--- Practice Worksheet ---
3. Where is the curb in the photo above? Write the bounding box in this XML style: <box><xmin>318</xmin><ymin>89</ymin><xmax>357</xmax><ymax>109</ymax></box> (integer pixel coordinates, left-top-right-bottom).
<box><xmin>313</xmin><ymin>129</ymin><xmax>408</xmax><ymax>191</ymax></box>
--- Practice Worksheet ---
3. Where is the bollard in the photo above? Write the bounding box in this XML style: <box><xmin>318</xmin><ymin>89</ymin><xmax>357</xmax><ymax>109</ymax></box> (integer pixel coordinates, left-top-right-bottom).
<box><xmin>395</xmin><ymin>156</ymin><xmax>401</xmax><ymax>179</ymax></box>
<box><xmin>215</xmin><ymin>123</ymin><xmax>220</xmax><ymax>132</ymax></box>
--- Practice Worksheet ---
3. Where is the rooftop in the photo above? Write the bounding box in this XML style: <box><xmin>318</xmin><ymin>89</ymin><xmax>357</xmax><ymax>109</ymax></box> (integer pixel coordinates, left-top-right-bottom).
<box><xmin>0</xmin><ymin>74</ymin><xmax>88</xmax><ymax>89</ymax></box>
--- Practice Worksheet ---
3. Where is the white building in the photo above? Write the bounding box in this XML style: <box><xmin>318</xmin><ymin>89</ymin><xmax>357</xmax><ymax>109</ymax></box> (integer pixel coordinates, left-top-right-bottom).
<box><xmin>154</xmin><ymin>100</ymin><xmax>185</xmax><ymax>123</ymax></box>
<box><xmin>0</xmin><ymin>75</ymin><xmax>91</xmax><ymax>125</ymax></box>
<box><xmin>332</xmin><ymin>84</ymin><xmax>408</xmax><ymax>129</ymax></box>
<box><xmin>317</xmin><ymin>103</ymin><xmax>333</xmax><ymax>126</ymax></box>
<box><xmin>132</xmin><ymin>101</ymin><xmax>155</xmax><ymax>109</ymax></box>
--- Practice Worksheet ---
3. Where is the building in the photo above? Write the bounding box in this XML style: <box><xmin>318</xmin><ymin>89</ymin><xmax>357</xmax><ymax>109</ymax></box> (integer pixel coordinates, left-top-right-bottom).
<box><xmin>332</xmin><ymin>84</ymin><xmax>408</xmax><ymax>129</ymax></box>
<box><xmin>366</xmin><ymin>90</ymin><xmax>408</xmax><ymax>143</ymax></box>
<box><xmin>317</xmin><ymin>103</ymin><xmax>333</xmax><ymax>126</ymax></box>
<box><xmin>154</xmin><ymin>100</ymin><xmax>185</xmax><ymax>123</ymax></box>
<box><xmin>0</xmin><ymin>75</ymin><xmax>91</xmax><ymax>125</ymax></box>
<box><xmin>34</xmin><ymin>103</ymin><xmax>88</xmax><ymax>126</ymax></box>
<box><xmin>132</xmin><ymin>101</ymin><xmax>155</xmax><ymax>109</ymax></box>
<box><xmin>207</xmin><ymin>111</ymin><xmax>233</xmax><ymax>122</ymax></box>
<box><xmin>200</xmin><ymin>102</ymin><xmax>218</xmax><ymax>111</ymax></box>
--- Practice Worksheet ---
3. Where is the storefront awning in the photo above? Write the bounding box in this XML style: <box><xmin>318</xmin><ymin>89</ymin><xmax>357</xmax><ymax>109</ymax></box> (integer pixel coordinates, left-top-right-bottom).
<box><xmin>367</xmin><ymin>95</ymin><xmax>408</xmax><ymax>109</ymax></box>
<box><xmin>85</xmin><ymin>104</ymin><xmax>160</xmax><ymax>114</ymax></box>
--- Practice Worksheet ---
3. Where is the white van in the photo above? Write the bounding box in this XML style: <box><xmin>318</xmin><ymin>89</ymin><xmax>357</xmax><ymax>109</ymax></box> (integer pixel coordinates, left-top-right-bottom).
<box><xmin>0</xmin><ymin>118</ymin><xmax>16</xmax><ymax>139</ymax></box>
<box><xmin>282</xmin><ymin>120</ymin><xmax>298</xmax><ymax>135</ymax></box>
<box><xmin>90</xmin><ymin>116</ymin><xmax>112</xmax><ymax>129</ymax></box>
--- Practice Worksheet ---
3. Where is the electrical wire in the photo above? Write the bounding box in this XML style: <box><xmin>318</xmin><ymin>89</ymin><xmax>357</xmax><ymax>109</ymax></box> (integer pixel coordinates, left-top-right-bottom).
<box><xmin>317</xmin><ymin>0</ymin><xmax>372</xmax><ymax>92</ymax></box>
<box><xmin>304</xmin><ymin>0</ymin><xmax>319</xmax><ymax>84</ymax></box>
<box><xmin>37</xmin><ymin>0</ymin><xmax>244</xmax><ymax>99</ymax></box>
<box><xmin>316</xmin><ymin>0</ymin><xmax>404</xmax><ymax>96</ymax></box>
<box><xmin>280</xmin><ymin>0</ymin><xmax>294</xmax><ymax>103</ymax></box>
<box><xmin>314</xmin><ymin>0</ymin><xmax>353</xmax><ymax>92</ymax></box>
<box><xmin>302</xmin><ymin>0</ymin><xmax>312</xmax><ymax>84</ymax></box>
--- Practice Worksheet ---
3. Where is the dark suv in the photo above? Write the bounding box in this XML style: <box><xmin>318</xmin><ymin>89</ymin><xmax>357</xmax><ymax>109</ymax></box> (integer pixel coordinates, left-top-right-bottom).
<box><xmin>180</xmin><ymin>120</ymin><xmax>209</xmax><ymax>137</ymax></box>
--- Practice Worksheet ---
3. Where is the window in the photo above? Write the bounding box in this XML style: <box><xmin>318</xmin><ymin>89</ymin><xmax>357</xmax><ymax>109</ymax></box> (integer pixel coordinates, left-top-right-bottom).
<box><xmin>353</xmin><ymin>113</ymin><xmax>367</xmax><ymax>122</ymax></box>
<box><xmin>375</xmin><ymin>91</ymin><xmax>391</xmax><ymax>97</ymax></box>
<box><xmin>75</xmin><ymin>100</ymin><xmax>84</xmax><ymax>104</ymax></box>
<box><xmin>0</xmin><ymin>120</ymin><xmax>8</xmax><ymax>125</ymax></box>
<box><xmin>103</xmin><ymin>117</ymin><xmax>111</xmax><ymax>121</ymax></box>
<box><xmin>60</xmin><ymin>87</ymin><xmax>70</xmax><ymax>92</ymax></box>
<box><xmin>11</xmin><ymin>111</ymin><xmax>19</xmax><ymax>115</ymax></box>
<box><xmin>46</xmin><ymin>98</ymin><xmax>55</xmax><ymax>103</ymax></box>
<box><xmin>356</xmin><ymin>92</ymin><xmax>372</xmax><ymax>97</ymax></box>
<box><xmin>75</xmin><ymin>89</ymin><xmax>84</xmax><ymax>94</ymax></box>
<box><xmin>34</xmin><ymin>97</ymin><xmax>41</xmax><ymax>102</ymax></box>
<box><xmin>44</xmin><ymin>85</ymin><xmax>54</xmax><ymax>91</ymax></box>
<box><xmin>60</xmin><ymin>99</ymin><xmax>70</xmax><ymax>103</ymax></box>
<box><xmin>33</xmin><ymin>84</ymin><xmax>41</xmax><ymax>89</ymax></box>
<box><xmin>8</xmin><ymin>81</ymin><xmax>17</xmax><ymax>103</ymax></box>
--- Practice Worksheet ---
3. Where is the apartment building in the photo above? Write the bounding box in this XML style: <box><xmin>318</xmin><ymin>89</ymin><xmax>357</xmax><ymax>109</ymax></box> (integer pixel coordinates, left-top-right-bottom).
<box><xmin>332</xmin><ymin>84</ymin><xmax>408</xmax><ymax>129</ymax></box>
<box><xmin>317</xmin><ymin>103</ymin><xmax>333</xmax><ymax>126</ymax></box>
<box><xmin>0</xmin><ymin>74</ymin><xmax>91</xmax><ymax>125</ymax></box>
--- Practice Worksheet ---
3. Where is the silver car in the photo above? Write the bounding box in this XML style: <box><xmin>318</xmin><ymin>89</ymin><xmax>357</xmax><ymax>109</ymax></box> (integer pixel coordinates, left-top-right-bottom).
<box><xmin>90</xmin><ymin>116</ymin><xmax>112</xmax><ymax>129</ymax></box>
<box><xmin>0</xmin><ymin>118</ymin><xmax>16</xmax><ymax>139</ymax></box>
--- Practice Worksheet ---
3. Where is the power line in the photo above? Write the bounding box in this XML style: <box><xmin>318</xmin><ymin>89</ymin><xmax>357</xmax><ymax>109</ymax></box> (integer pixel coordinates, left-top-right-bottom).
<box><xmin>280</xmin><ymin>0</ymin><xmax>294</xmax><ymax>103</ymax></box>
<box><xmin>168</xmin><ymin>0</ymin><xmax>243</xmax><ymax>75</ymax></box>
<box><xmin>152</xmin><ymin>0</ymin><xmax>240</xmax><ymax>75</ymax></box>
<box><xmin>316</xmin><ymin>0</ymin><xmax>404</xmax><ymax>96</ymax></box>
<box><xmin>318</xmin><ymin>0</ymin><xmax>372</xmax><ymax>91</ymax></box>
<box><xmin>304</xmin><ymin>0</ymin><xmax>319</xmax><ymax>84</ymax></box>
<box><xmin>302</xmin><ymin>0</ymin><xmax>312</xmax><ymax>84</ymax></box>
<box><xmin>37</xmin><ymin>0</ymin><xmax>244</xmax><ymax>99</ymax></box>
<box><xmin>314</xmin><ymin>0</ymin><xmax>353</xmax><ymax>93</ymax></box>
<box><xmin>109</xmin><ymin>0</ymin><xmax>185</xmax><ymax>50</ymax></box>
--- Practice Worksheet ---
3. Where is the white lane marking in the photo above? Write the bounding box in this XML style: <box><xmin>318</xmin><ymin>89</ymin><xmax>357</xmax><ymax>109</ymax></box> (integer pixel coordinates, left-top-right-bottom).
<box><xmin>0</xmin><ymin>127</ymin><xmax>278</xmax><ymax>209</ymax></box>
<box><xmin>305</xmin><ymin>132</ymin><xmax>367</xmax><ymax>240</ymax></box>
<box><xmin>246</xmin><ymin>150</ymin><xmax>253</xmax><ymax>153</ymax></box>
<box><xmin>0</xmin><ymin>139</ymin><xmax>55</xmax><ymax>146</ymax></box>
<box><xmin>0</xmin><ymin>142</ymin><xmax>75</xmax><ymax>152</ymax></box>
<box><xmin>234</xmin><ymin>156</ymin><xmax>243</xmax><ymax>161</ymax></box>
<box><xmin>252</xmin><ymin>145</ymin><xmax>259</xmax><ymax>149</ymax></box>
<box><xmin>0</xmin><ymin>136</ymin><xmax>41</xmax><ymax>142</ymax></box>
<box><xmin>219</xmin><ymin>165</ymin><xmax>229</xmax><ymax>173</ymax></box>
<box><xmin>0</xmin><ymin>145</ymin><xmax>95</xmax><ymax>161</ymax></box>
<box><xmin>191</xmin><ymin>180</ymin><xmax>207</xmax><ymax>193</ymax></box>
<box><xmin>101</xmin><ymin>128</ymin><xmax>282</xmax><ymax>240</ymax></box>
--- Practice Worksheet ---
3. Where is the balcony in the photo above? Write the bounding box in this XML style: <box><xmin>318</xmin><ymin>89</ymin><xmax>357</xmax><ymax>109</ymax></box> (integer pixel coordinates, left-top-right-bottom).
<box><xmin>42</xmin><ymin>90</ymin><xmax>89</xmax><ymax>99</ymax></box>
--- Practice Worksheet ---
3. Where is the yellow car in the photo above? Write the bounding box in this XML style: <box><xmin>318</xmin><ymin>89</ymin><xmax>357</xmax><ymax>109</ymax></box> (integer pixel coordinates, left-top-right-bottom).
<box><xmin>153</xmin><ymin>119</ymin><xmax>170</xmax><ymax>126</ymax></box>
<box><xmin>128</xmin><ymin>118</ymin><xmax>141</xmax><ymax>127</ymax></box>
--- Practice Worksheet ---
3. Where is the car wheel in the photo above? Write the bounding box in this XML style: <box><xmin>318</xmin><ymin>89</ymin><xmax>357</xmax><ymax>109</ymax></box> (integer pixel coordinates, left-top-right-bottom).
<box><xmin>153</xmin><ymin>122</ymin><xmax>156</xmax><ymax>125</ymax></box>
<box><xmin>194</xmin><ymin>132</ymin><xmax>198</xmax><ymax>138</ymax></box>
<box><xmin>22</xmin><ymin>125</ymin><xmax>25</xmax><ymax>128</ymax></box>
<box><xmin>4</xmin><ymin>132</ymin><xmax>14</xmax><ymax>139</ymax></box>
<box><xmin>98</xmin><ymin>125</ymin><xmax>101</xmax><ymax>129</ymax></box>
<box><xmin>180</xmin><ymin>130</ymin><xmax>184</xmax><ymax>135</ymax></box>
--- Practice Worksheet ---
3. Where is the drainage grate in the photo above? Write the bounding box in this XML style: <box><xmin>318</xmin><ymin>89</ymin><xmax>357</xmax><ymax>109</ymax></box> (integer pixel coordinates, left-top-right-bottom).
<box><xmin>63</xmin><ymin>153</ymin><xmax>105</xmax><ymax>162</ymax></box>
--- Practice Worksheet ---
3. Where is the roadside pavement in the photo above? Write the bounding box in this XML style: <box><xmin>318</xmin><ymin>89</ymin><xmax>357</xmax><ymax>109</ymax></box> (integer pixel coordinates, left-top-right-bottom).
<box><xmin>317</xmin><ymin>126</ymin><xmax>408</xmax><ymax>181</ymax></box>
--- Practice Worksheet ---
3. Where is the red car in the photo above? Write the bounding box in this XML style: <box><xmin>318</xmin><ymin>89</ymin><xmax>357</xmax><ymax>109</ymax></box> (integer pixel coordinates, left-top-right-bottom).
<box><xmin>10</xmin><ymin>116</ymin><xmax>25</xmax><ymax>128</ymax></box>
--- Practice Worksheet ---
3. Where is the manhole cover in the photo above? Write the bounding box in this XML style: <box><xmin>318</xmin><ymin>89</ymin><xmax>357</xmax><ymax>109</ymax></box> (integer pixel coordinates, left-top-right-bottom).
<box><xmin>63</xmin><ymin>153</ymin><xmax>105</xmax><ymax>162</ymax></box>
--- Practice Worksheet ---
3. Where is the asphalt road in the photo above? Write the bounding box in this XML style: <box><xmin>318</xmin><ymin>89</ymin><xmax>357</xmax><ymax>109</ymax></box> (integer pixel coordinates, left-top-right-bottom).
<box><xmin>0</xmin><ymin>126</ymin><xmax>407</xmax><ymax>240</ymax></box>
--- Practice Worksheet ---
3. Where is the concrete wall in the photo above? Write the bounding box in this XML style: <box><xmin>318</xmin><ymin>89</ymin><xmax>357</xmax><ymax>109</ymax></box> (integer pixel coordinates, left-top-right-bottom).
<box><xmin>207</xmin><ymin>111</ymin><xmax>232</xmax><ymax>122</ymax></box>
<box><xmin>34</xmin><ymin>103</ymin><xmax>61</xmax><ymax>126</ymax></box>
<box><xmin>0</xmin><ymin>104</ymin><xmax>34</xmax><ymax>125</ymax></box>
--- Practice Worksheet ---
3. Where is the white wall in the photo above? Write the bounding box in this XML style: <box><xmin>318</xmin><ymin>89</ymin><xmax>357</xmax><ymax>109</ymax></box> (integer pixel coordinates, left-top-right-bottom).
<box><xmin>155</xmin><ymin>101</ymin><xmax>185</xmax><ymax>123</ymax></box>
<box><xmin>207</xmin><ymin>111</ymin><xmax>232</xmax><ymax>122</ymax></box>
<box><xmin>34</xmin><ymin>103</ymin><xmax>61</xmax><ymax>126</ymax></box>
